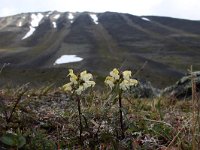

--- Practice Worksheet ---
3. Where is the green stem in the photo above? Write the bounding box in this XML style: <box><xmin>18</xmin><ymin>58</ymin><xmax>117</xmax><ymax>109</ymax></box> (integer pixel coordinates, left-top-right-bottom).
<box><xmin>7</xmin><ymin>90</ymin><xmax>26</xmax><ymax>123</ymax></box>
<box><xmin>119</xmin><ymin>90</ymin><xmax>125</xmax><ymax>139</ymax></box>
<box><xmin>77</xmin><ymin>96</ymin><xmax>83</xmax><ymax>145</ymax></box>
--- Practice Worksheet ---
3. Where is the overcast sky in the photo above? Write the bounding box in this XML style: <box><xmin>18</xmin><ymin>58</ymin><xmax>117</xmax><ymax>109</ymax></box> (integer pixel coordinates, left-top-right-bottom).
<box><xmin>0</xmin><ymin>0</ymin><xmax>199</xmax><ymax>20</ymax></box>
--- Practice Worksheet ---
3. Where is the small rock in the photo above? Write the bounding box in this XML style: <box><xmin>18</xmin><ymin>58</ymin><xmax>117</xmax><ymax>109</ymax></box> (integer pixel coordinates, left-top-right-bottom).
<box><xmin>162</xmin><ymin>71</ymin><xmax>200</xmax><ymax>98</ymax></box>
<box><xmin>130</xmin><ymin>81</ymin><xmax>160</xmax><ymax>98</ymax></box>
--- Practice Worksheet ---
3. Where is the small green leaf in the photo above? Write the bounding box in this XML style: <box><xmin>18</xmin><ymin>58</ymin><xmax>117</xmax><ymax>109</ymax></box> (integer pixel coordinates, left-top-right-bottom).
<box><xmin>112</xmin><ymin>97</ymin><xmax>118</xmax><ymax>105</ymax></box>
<box><xmin>17</xmin><ymin>135</ymin><xmax>26</xmax><ymax>148</ymax></box>
<box><xmin>1</xmin><ymin>133</ymin><xmax>26</xmax><ymax>148</ymax></box>
<box><xmin>0</xmin><ymin>133</ymin><xmax>16</xmax><ymax>146</ymax></box>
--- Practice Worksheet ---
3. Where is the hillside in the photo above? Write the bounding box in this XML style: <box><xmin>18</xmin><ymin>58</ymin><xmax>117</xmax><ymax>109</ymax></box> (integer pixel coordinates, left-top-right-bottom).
<box><xmin>0</xmin><ymin>11</ymin><xmax>200</xmax><ymax>88</ymax></box>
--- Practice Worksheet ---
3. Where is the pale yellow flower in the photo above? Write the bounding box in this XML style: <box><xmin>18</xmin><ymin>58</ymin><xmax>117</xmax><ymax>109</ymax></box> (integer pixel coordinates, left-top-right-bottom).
<box><xmin>68</xmin><ymin>69</ymin><xmax>78</xmax><ymax>84</ymax></box>
<box><xmin>110</xmin><ymin>68</ymin><xmax>119</xmax><ymax>80</ymax></box>
<box><xmin>119</xmin><ymin>80</ymin><xmax>130</xmax><ymax>91</ymax></box>
<box><xmin>105</xmin><ymin>69</ymin><xmax>138</xmax><ymax>91</ymax></box>
<box><xmin>129</xmin><ymin>79</ymin><xmax>138</xmax><ymax>86</ymax></box>
<box><xmin>122</xmin><ymin>71</ymin><xmax>132</xmax><ymax>80</ymax></box>
<box><xmin>80</xmin><ymin>70</ymin><xmax>93</xmax><ymax>81</ymax></box>
<box><xmin>68</xmin><ymin>69</ymin><xmax>75</xmax><ymax>77</ymax></box>
<box><xmin>80</xmin><ymin>70</ymin><xmax>86</xmax><ymax>76</ymax></box>
<box><xmin>63</xmin><ymin>83</ymin><xmax>72</xmax><ymax>91</ymax></box>
<box><xmin>70</xmin><ymin>75</ymin><xmax>78</xmax><ymax>84</ymax></box>
<box><xmin>119</xmin><ymin>79</ymin><xmax>138</xmax><ymax>91</ymax></box>
<box><xmin>63</xmin><ymin>69</ymin><xmax>95</xmax><ymax>94</ymax></box>
<box><xmin>105</xmin><ymin>76</ymin><xmax>115</xmax><ymax>89</ymax></box>
<box><xmin>76</xmin><ymin>85</ymin><xmax>84</xmax><ymax>95</ymax></box>
<box><xmin>83</xmin><ymin>81</ymin><xmax>96</xmax><ymax>89</ymax></box>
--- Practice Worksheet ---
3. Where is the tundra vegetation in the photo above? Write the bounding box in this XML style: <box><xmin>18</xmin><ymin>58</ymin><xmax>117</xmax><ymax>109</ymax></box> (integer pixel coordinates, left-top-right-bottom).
<box><xmin>0</xmin><ymin>67</ymin><xmax>200</xmax><ymax>150</ymax></box>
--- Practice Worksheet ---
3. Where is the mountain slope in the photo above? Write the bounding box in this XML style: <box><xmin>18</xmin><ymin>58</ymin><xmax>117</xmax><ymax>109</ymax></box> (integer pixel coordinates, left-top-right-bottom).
<box><xmin>0</xmin><ymin>11</ymin><xmax>200</xmax><ymax>88</ymax></box>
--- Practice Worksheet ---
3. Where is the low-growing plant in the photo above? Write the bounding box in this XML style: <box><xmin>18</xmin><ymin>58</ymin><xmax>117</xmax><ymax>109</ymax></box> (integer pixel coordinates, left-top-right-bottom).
<box><xmin>105</xmin><ymin>68</ymin><xmax>138</xmax><ymax>139</ymax></box>
<box><xmin>0</xmin><ymin>130</ymin><xmax>26</xmax><ymax>149</ymax></box>
<box><xmin>24</xmin><ymin>129</ymin><xmax>56</xmax><ymax>150</ymax></box>
<box><xmin>62</xmin><ymin>69</ymin><xmax>95</xmax><ymax>145</ymax></box>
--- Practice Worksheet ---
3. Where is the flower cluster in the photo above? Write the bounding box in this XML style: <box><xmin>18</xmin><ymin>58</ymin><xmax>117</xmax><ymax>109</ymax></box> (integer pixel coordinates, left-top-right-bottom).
<box><xmin>105</xmin><ymin>68</ymin><xmax>138</xmax><ymax>91</ymax></box>
<box><xmin>63</xmin><ymin>69</ymin><xmax>95</xmax><ymax>95</ymax></box>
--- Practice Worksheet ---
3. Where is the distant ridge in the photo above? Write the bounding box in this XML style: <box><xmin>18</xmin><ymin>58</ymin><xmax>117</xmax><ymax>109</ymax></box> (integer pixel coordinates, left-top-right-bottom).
<box><xmin>0</xmin><ymin>11</ymin><xmax>200</xmax><ymax>88</ymax></box>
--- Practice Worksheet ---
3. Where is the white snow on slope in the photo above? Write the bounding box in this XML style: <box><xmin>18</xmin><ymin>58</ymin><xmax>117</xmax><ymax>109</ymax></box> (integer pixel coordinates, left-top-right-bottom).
<box><xmin>68</xmin><ymin>13</ymin><xmax>74</xmax><ymax>23</ymax></box>
<box><xmin>141</xmin><ymin>17</ymin><xmax>151</xmax><ymax>21</ymax></box>
<box><xmin>54</xmin><ymin>55</ymin><xmax>83</xmax><ymax>65</ymax></box>
<box><xmin>22</xmin><ymin>26</ymin><xmax>35</xmax><ymax>39</ymax></box>
<box><xmin>52</xmin><ymin>22</ymin><xmax>57</xmax><ymax>28</ymax></box>
<box><xmin>22</xmin><ymin>13</ymin><xmax>43</xmax><ymax>40</ymax></box>
<box><xmin>18</xmin><ymin>21</ymin><xmax>22</xmax><ymax>27</ymax></box>
<box><xmin>90</xmin><ymin>14</ymin><xmax>98</xmax><ymax>24</ymax></box>
<box><xmin>54</xmin><ymin>14</ymin><xmax>60</xmax><ymax>19</ymax></box>
<box><xmin>68</xmin><ymin>13</ymin><xmax>74</xmax><ymax>19</ymax></box>
<box><xmin>31</xmin><ymin>13</ymin><xmax>44</xmax><ymax>27</ymax></box>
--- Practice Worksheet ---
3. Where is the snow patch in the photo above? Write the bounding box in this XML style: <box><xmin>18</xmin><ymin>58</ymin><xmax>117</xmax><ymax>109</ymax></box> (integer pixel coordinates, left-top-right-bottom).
<box><xmin>22</xmin><ymin>16</ymin><xmax>26</xmax><ymax>19</ymax></box>
<box><xmin>68</xmin><ymin>13</ymin><xmax>74</xmax><ymax>23</ymax></box>
<box><xmin>18</xmin><ymin>22</ymin><xmax>22</xmax><ymax>27</ymax></box>
<box><xmin>52</xmin><ymin>22</ymin><xmax>57</xmax><ymax>28</ymax></box>
<box><xmin>90</xmin><ymin>14</ymin><xmax>98</xmax><ymax>24</ymax></box>
<box><xmin>54</xmin><ymin>14</ymin><xmax>60</xmax><ymax>19</ymax></box>
<box><xmin>68</xmin><ymin>13</ymin><xmax>74</xmax><ymax>20</ymax></box>
<box><xmin>54</xmin><ymin>55</ymin><xmax>83</xmax><ymax>65</ymax></box>
<box><xmin>22</xmin><ymin>26</ymin><xmax>36</xmax><ymax>40</ymax></box>
<box><xmin>22</xmin><ymin>13</ymin><xmax>43</xmax><ymax>39</ymax></box>
<box><xmin>31</xmin><ymin>13</ymin><xmax>44</xmax><ymax>27</ymax></box>
<box><xmin>141</xmin><ymin>17</ymin><xmax>151</xmax><ymax>21</ymax></box>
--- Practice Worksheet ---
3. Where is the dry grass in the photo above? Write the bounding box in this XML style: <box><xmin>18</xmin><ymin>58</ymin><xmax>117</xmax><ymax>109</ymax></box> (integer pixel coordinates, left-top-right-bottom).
<box><xmin>0</xmin><ymin>87</ymin><xmax>199</xmax><ymax>149</ymax></box>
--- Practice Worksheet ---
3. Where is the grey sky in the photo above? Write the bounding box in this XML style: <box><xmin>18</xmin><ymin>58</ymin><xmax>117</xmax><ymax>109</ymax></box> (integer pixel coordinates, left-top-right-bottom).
<box><xmin>0</xmin><ymin>0</ymin><xmax>199</xmax><ymax>20</ymax></box>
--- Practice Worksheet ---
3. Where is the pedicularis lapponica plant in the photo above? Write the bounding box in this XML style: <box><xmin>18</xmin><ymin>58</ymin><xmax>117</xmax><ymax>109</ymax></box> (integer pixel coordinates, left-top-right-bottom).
<box><xmin>105</xmin><ymin>68</ymin><xmax>138</xmax><ymax>138</ymax></box>
<box><xmin>62</xmin><ymin>69</ymin><xmax>95</xmax><ymax>145</ymax></box>
<box><xmin>62</xmin><ymin>69</ymin><xmax>95</xmax><ymax>95</ymax></box>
